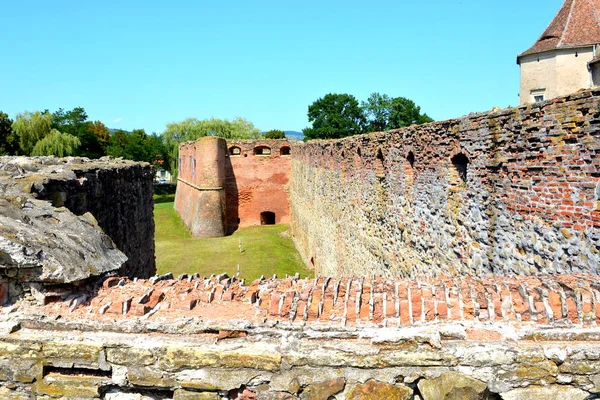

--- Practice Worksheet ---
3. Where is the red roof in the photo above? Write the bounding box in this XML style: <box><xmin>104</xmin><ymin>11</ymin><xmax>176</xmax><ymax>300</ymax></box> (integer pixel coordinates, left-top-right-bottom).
<box><xmin>519</xmin><ymin>0</ymin><xmax>600</xmax><ymax>58</ymax></box>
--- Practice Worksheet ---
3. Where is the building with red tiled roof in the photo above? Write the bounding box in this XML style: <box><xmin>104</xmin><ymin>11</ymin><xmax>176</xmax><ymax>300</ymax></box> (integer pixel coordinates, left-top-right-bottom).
<box><xmin>517</xmin><ymin>0</ymin><xmax>600</xmax><ymax>104</ymax></box>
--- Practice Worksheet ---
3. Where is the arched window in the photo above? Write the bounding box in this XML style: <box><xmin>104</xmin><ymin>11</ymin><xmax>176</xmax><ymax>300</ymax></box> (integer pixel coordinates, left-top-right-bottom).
<box><xmin>375</xmin><ymin>148</ymin><xmax>385</xmax><ymax>176</ymax></box>
<box><xmin>260</xmin><ymin>211</ymin><xmax>276</xmax><ymax>225</ymax></box>
<box><xmin>280</xmin><ymin>146</ymin><xmax>291</xmax><ymax>156</ymax></box>
<box><xmin>229</xmin><ymin>146</ymin><xmax>241</xmax><ymax>156</ymax></box>
<box><xmin>407</xmin><ymin>151</ymin><xmax>415</xmax><ymax>169</ymax></box>
<box><xmin>254</xmin><ymin>146</ymin><xmax>271</xmax><ymax>156</ymax></box>
<box><xmin>451</xmin><ymin>153</ymin><xmax>469</xmax><ymax>184</ymax></box>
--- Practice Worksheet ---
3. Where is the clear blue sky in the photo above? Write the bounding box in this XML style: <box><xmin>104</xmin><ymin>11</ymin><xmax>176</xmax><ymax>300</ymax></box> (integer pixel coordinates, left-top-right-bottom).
<box><xmin>0</xmin><ymin>0</ymin><xmax>563</xmax><ymax>134</ymax></box>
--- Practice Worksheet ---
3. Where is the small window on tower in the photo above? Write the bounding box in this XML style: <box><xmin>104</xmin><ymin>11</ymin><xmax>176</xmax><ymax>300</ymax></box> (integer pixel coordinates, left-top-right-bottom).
<box><xmin>531</xmin><ymin>89</ymin><xmax>545</xmax><ymax>103</ymax></box>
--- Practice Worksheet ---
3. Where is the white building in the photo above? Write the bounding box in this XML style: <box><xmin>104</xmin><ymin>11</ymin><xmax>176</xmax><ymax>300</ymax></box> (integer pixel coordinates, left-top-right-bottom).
<box><xmin>517</xmin><ymin>0</ymin><xmax>600</xmax><ymax>105</ymax></box>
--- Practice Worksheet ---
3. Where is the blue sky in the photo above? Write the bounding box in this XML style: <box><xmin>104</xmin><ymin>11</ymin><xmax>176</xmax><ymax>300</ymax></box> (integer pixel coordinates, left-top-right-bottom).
<box><xmin>1</xmin><ymin>0</ymin><xmax>563</xmax><ymax>134</ymax></box>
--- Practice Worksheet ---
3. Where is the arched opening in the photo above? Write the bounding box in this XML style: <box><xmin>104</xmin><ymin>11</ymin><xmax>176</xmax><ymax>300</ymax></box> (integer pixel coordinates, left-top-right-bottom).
<box><xmin>254</xmin><ymin>146</ymin><xmax>271</xmax><ymax>156</ymax></box>
<box><xmin>229</xmin><ymin>146</ymin><xmax>241</xmax><ymax>156</ymax></box>
<box><xmin>407</xmin><ymin>151</ymin><xmax>415</xmax><ymax>169</ymax></box>
<box><xmin>404</xmin><ymin>151</ymin><xmax>415</xmax><ymax>189</ymax></box>
<box><xmin>451</xmin><ymin>153</ymin><xmax>469</xmax><ymax>183</ymax></box>
<box><xmin>260</xmin><ymin>211</ymin><xmax>276</xmax><ymax>225</ymax></box>
<box><xmin>280</xmin><ymin>146</ymin><xmax>291</xmax><ymax>156</ymax></box>
<box><xmin>375</xmin><ymin>148</ymin><xmax>385</xmax><ymax>176</ymax></box>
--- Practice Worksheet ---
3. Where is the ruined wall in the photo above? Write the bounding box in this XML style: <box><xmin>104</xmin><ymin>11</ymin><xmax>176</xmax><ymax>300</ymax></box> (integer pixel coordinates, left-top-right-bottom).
<box><xmin>291</xmin><ymin>89</ymin><xmax>600</xmax><ymax>277</ymax></box>
<box><xmin>1</xmin><ymin>274</ymin><xmax>600</xmax><ymax>399</ymax></box>
<box><xmin>35</xmin><ymin>160</ymin><xmax>156</xmax><ymax>278</ymax></box>
<box><xmin>175</xmin><ymin>138</ymin><xmax>292</xmax><ymax>236</ymax></box>
<box><xmin>174</xmin><ymin>138</ymin><xmax>228</xmax><ymax>238</ymax></box>
<box><xmin>0</xmin><ymin>156</ymin><xmax>156</xmax><ymax>303</ymax></box>
<box><xmin>225</xmin><ymin>139</ymin><xmax>292</xmax><ymax>232</ymax></box>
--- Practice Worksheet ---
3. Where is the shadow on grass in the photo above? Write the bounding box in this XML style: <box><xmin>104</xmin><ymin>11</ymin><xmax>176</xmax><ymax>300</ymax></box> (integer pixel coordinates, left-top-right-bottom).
<box><xmin>154</xmin><ymin>202</ymin><xmax>313</xmax><ymax>281</ymax></box>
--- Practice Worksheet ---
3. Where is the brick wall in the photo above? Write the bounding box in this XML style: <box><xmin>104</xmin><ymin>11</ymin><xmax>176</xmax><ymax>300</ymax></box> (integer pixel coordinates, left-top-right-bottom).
<box><xmin>174</xmin><ymin>138</ymin><xmax>228</xmax><ymax>237</ymax></box>
<box><xmin>175</xmin><ymin>138</ymin><xmax>292</xmax><ymax>236</ymax></box>
<box><xmin>291</xmin><ymin>89</ymin><xmax>600</xmax><ymax>277</ymax></box>
<box><xmin>224</xmin><ymin>139</ymin><xmax>292</xmax><ymax>232</ymax></box>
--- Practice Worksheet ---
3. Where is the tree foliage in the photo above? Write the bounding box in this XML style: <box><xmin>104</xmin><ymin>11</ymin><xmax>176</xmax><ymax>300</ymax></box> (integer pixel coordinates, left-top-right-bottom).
<box><xmin>106</xmin><ymin>129</ymin><xmax>167</xmax><ymax>167</ymax></box>
<box><xmin>388</xmin><ymin>97</ymin><xmax>433</xmax><ymax>129</ymax></box>
<box><xmin>302</xmin><ymin>93</ymin><xmax>366</xmax><ymax>140</ymax></box>
<box><xmin>263</xmin><ymin>129</ymin><xmax>286</xmax><ymax>139</ymax></box>
<box><xmin>87</xmin><ymin>121</ymin><xmax>110</xmax><ymax>153</ymax></box>
<box><xmin>52</xmin><ymin>107</ymin><xmax>104</xmax><ymax>158</ymax></box>
<box><xmin>0</xmin><ymin>112</ymin><xmax>17</xmax><ymax>155</ymax></box>
<box><xmin>12</xmin><ymin>111</ymin><xmax>54</xmax><ymax>155</ymax></box>
<box><xmin>163</xmin><ymin>117</ymin><xmax>261</xmax><ymax>178</ymax></box>
<box><xmin>31</xmin><ymin>129</ymin><xmax>81</xmax><ymax>157</ymax></box>
<box><xmin>303</xmin><ymin>92</ymin><xmax>434</xmax><ymax>140</ymax></box>
<box><xmin>361</xmin><ymin>93</ymin><xmax>392</xmax><ymax>132</ymax></box>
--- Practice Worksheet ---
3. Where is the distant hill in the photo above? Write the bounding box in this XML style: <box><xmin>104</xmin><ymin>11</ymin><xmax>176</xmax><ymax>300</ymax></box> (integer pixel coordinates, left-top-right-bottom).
<box><xmin>284</xmin><ymin>131</ymin><xmax>304</xmax><ymax>141</ymax></box>
<box><xmin>108</xmin><ymin>128</ymin><xmax>131</xmax><ymax>135</ymax></box>
<box><xmin>261</xmin><ymin>131</ymin><xmax>304</xmax><ymax>141</ymax></box>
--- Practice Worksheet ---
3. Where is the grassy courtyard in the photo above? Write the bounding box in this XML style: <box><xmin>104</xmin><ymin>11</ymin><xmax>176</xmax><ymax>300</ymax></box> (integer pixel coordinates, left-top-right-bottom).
<box><xmin>154</xmin><ymin>201</ymin><xmax>313</xmax><ymax>281</ymax></box>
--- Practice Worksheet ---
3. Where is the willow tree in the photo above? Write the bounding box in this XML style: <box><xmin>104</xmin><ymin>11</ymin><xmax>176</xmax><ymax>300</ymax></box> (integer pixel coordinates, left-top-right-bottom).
<box><xmin>163</xmin><ymin>117</ymin><xmax>261</xmax><ymax>179</ymax></box>
<box><xmin>31</xmin><ymin>130</ymin><xmax>81</xmax><ymax>157</ymax></box>
<box><xmin>12</xmin><ymin>111</ymin><xmax>54</xmax><ymax>155</ymax></box>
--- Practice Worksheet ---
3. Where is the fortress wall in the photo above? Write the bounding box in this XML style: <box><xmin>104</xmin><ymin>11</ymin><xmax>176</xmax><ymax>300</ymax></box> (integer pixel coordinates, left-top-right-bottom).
<box><xmin>224</xmin><ymin>139</ymin><xmax>292</xmax><ymax>232</ymax></box>
<box><xmin>37</xmin><ymin>162</ymin><xmax>156</xmax><ymax>279</ymax></box>
<box><xmin>175</xmin><ymin>138</ymin><xmax>292</xmax><ymax>237</ymax></box>
<box><xmin>291</xmin><ymin>89</ymin><xmax>600</xmax><ymax>277</ymax></box>
<box><xmin>2</xmin><ymin>273</ymin><xmax>600</xmax><ymax>398</ymax></box>
<box><xmin>0</xmin><ymin>157</ymin><xmax>155</xmax><ymax>304</ymax></box>
<box><xmin>1</xmin><ymin>327</ymin><xmax>599</xmax><ymax>399</ymax></box>
<box><xmin>174</xmin><ymin>138</ymin><xmax>228</xmax><ymax>238</ymax></box>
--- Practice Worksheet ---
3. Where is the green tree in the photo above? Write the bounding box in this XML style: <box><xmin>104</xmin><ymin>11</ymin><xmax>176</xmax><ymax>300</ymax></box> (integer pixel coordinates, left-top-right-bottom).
<box><xmin>0</xmin><ymin>112</ymin><xmax>18</xmax><ymax>155</ymax></box>
<box><xmin>302</xmin><ymin>93</ymin><xmax>366</xmax><ymax>140</ymax></box>
<box><xmin>106</xmin><ymin>129</ymin><xmax>168</xmax><ymax>166</ymax></box>
<box><xmin>53</xmin><ymin>107</ymin><xmax>88</xmax><ymax>135</ymax></box>
<box><xmin>361</xmin><ymin>93</ymin><xmax>392</xmax><ymax>132</ymax></box>
<box><xmin>31</xmin><ymin>130</ymin><xmax>81</xmax><ymax>157</ymax></box>
<box><xmin>106</xmin><ymin>129</ymin><xmax>129</xmax><ymax>159</ymax></box>
<box><xmin>12</xmin><ymin>111</ymin><xmax>54</xmax><ymax>155</ymax></box>
<box><xmin>53</xmin><ymin>107</ymin><xmax>104</xmax><ymax>158</ymax></box>
<box><xmin>88</xmin><ymin>121</ymin><xmax>110</xmax><ymax>153</ymax></box>
<box><xmin>163</xmin><ymin>117</ymin><xmax>260</xmax><ymax>178</ymax></box>
<box><xmin>388</xmin><ymin>97</ymin><xmax>434</xmax><ymax>129</ymax></box>
<box><xmin>263</xmin><ymin>129</ymin><xmax>286</xmax><ymax>139</ymax></box>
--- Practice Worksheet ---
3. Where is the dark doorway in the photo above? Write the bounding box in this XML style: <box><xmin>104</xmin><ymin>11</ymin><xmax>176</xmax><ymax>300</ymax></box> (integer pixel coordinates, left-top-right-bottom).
<box><xmin>451</xmin><ymin>153</ymin><xmax>469</xmax><ymax>183</ymax></box>
<box><xmin>260</xmin><ymin>211</ymin><xmax>276</xmax><ymax>225</ymax></box>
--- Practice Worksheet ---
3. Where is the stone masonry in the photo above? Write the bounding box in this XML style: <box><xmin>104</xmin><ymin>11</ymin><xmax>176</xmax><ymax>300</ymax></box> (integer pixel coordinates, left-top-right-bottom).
<box><xmin>291</xmin><ymin>89</ymin><xmax>600</xmax><ymax>278</ymax></box>
<box><xmin>1</xmin><ymin>273</ymin><xmax>600</xmax><ymax>398</ymax></box>
<box><xmin>0</xmin><ymin>156</ymin><xmax>156</xmax><ymax>304</ymax></box>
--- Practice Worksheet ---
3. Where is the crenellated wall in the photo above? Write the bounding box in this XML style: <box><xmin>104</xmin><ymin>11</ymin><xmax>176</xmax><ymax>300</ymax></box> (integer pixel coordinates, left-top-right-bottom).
<box><xmin>224</xmin><ymin>139</ymin><xmax>292</xmax><ymax>231</ymax></box>
<box><xmin>290</xmin><ymin>89</ymin><xmax>600</xmax><ymax>277</ymax></box>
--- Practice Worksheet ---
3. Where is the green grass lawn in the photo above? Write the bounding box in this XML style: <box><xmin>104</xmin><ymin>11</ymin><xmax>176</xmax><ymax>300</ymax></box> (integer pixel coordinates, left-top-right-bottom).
<box><xmin>154</xmin><ymin>201</ymin><xmax>313</xmax><ymax>281</ymax></box>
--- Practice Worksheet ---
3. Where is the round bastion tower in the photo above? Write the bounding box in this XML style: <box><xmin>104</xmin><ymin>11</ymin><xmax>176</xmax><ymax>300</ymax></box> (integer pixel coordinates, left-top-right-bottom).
<box><xmin>174</xmin><ymin>136</ymin><xmax>227</xmax><ymax>238</ymax></box>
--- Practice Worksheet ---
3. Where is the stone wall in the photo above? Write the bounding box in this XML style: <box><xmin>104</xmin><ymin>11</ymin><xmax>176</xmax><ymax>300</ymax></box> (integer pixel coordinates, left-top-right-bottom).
<box><xmin>34</xmin><ymin>160</ymin><xmax>156</xmax><ymax>278</ymax></box>
<box><xmin>291</xmin><ymin>89</ymin><xmax>600</xmax><ymax>277</ymax></box>
<box><xmin>1</xmin><ymin>274</ymin><xmax>600</xmax><ymax>399</ymax></box>
<box><xmin>0</xmin><ymin>156</ymin><xmax>156</xmax><ymax>303</ymax></box>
